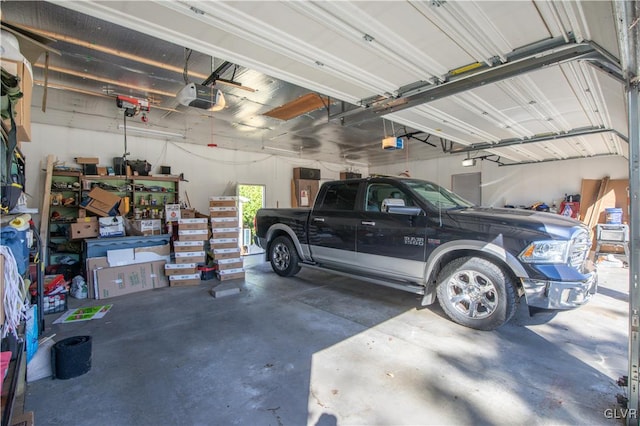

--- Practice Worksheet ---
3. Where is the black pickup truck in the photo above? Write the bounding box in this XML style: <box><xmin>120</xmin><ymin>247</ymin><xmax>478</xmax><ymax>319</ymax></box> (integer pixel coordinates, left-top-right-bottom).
<box><xmin>255</xmin><ymin>176</ymin><xmax>597</xmax><ymax>330</ymax></box>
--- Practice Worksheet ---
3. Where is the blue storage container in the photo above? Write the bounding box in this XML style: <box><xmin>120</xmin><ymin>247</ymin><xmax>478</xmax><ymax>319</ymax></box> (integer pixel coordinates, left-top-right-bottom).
<box><xmin>605</xmin><ymin>207</ymin><xmax>623</xmax><ymax>224</ymax></box>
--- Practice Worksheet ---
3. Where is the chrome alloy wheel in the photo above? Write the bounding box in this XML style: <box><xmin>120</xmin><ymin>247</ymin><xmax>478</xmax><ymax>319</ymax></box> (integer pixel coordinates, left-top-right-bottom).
<box><xmin>445</xmin><ymin>269</ymin><xmax>498</xmax><ymax>319</ymax></box>
<box><xmin>271</xmin><ymin>241</ymin><xmax>292</xmax><ymax>271</ymax></box>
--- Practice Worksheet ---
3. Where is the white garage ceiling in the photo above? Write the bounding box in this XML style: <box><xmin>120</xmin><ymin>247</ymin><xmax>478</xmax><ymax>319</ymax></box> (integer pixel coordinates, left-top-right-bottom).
<box><xmin>1</xmin><ymin>1</ymin><xmax>637</xmax><ymax>167</ymax></box>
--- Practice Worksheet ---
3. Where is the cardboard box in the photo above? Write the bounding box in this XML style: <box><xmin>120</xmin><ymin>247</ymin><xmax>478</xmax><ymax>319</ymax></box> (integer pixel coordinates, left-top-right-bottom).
<box><xmin>86</xmin><ymin>257</ymin><xmax>109</xmax><ymax>299</ymax></box>
<box><xmin>83</xmin><ymin>187</ymin><xmax>123</xmax><ymax>217</ymax></box>
<box><xmin>180</xmin><ymin>208</ymin><xmax>196</xmax><ymax>218</ymax></box>
<box><xmin>175</xmin><ymin>251</ymin><xmax>206</xmax><ymax>264</ymax></box>
<box><xmin>177</xmin><ymin>228</ymin><xmax>209</xmax><ymax>241</ymax></box>
<box><xmin>178</xmin><ymin>218</ymin><xmax>208</xmax><ymax>230</ymax></box>
<box><xmin>70</xmin><ymin>221</ymin><xmax>99</xmax><ymax>239</ymax></box>
<box><xmin>133</xmin><ymin>219</ymin><xmax>162</xmax><ymax>236</ymax></box>
<box><xmin>210</xmin><ymin>217</ymin><xmax>239</xmax><ymax>228</ymax></box>
<box><xmin>164</xmin><ymin>263</ymin><xmax>198</xmax><ymax>276</ymax></box>
<box><xmin>216</xmin><ymin>257</ymin><xmax>244</xmax><ymax>270</ymax></box>
<box><xmin>209</xmin><ymin>199</ymin><xmax>237</xmax><ymax>207</ymax></box>
<box><xmin>211</xmin><ymin>227</ymin><xmax>239</xmax><ymax>239</ymax></box>
<box><xmin>212</xmin><ymin>247</ymin><xmax>241</xmax><ymax>260</ymax></box>
<box><xmin>169</xmin><ymin>274</ymin><xmax>201</xmax><ymax>287</ymax></box>
<box><xmin>209</xmin><ymin>207</ymin><xmax>238</xmax><ymax>217</ymax></box>
<box><xmin>173</xmin><ymin>240</ymin><xmax>205</xmax><ymax>252</ymax></box>
<box><xmin>1</xmin><ymin>59</ymin><xmax>32</xmax><ymax>142</ymax></box>
<box><xmin>210</xmin><ymin>237</ymin><xmax>239</xmax><ymax>249</ymax></box>
<box><xmin>165</xmin><ymin>204</ymin><xmax>181</xmax><ymax>222</ymax></box>
<box><xmin>75</xmin><ymin>157</ymin><xmax>99</xmax><ymax>164</ymax></box>
<box><xmin>217</xmin><ymin>268</ymin><xmax>245</xmax><ymax>281</ymax></box>
<box><xmin>210</xmin><ymin>196</ymin><xmax>237</xmax><ymax>201</ymax></box>
<box><xmin>94</xmin><ymin>260</ymin><xmax>168</xmax><ymax>299</ymax></box>
<box><xmin>99</xmin><ymin>216</ymin><xmax>125</xmax><ymax>237</ymax></box>
<box><xmin>176</xmin><ymin>255</ymin><xmax>205</xmax><ymax>264</ymax></box>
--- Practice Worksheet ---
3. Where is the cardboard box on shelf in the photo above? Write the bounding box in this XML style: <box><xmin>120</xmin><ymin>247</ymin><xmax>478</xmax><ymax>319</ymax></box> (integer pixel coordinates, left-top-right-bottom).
<box><xmin>210</xmin><ymin>217</ymin><xmax>239</xmax><ymax>228</ymax></box>
<box><xmin>169</xmin><ymin>273</ymin><xmax>201</xmax><ymax>287</ymax></box>
<box><xmin>99</xmin><ymin>216</ymin><xmax>125</xmax><ymax>237</ymax></box>
<box><xmin>82</xmin><ymin>187</ymin><xmax>123</xmax><ymax>217</ymax></box>
<box><xmin>177</xmin><ymin>218</ymin><xmax>208</xmax><ymax>230</ymax></box>
<box><xmin>164</xmin><ymin>263</ymin><xmax>198</xmax><ymax>276</ymax></box>
<box><xmin>132</xmin><ymin>219</ymin><xmax>162</xmax><ymax>236</ymax></box>
<box><xmin>75</xmin><ymin>157</ymin><xmax>99</xmax><ymax>164</ymax></box>
<box><xmin>70</xmin><ymin>221</ymin><xmax>99</xmax><ymax>239</ymax></box>
<box><xmin>173</xmin><ymin>240</ymin><xmax>205</xmax><ymax>252</ymax></box>
<box><xmin>94</xmin><ymin>260</ymin><xmax>168</xmax><ymax>300</ymax></box>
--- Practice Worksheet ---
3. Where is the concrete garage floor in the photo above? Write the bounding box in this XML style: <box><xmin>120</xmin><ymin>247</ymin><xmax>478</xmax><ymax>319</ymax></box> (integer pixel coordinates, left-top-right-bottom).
<box><xmin>25</xmin><ymin>255</ymin><xmax>629</xmax><ymax>426</ymax></box>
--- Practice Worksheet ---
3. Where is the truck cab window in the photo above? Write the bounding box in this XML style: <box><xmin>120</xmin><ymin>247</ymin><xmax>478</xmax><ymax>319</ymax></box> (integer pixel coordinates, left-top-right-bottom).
<box><xmin>319</xmin><ymin>182</ymin><xmax>359</xmax><ymax>211</ymax></box>
<box><xmin>366</xmin><ymin>183</ymin><xmax>413</xmax><ymax>212</ymax></box>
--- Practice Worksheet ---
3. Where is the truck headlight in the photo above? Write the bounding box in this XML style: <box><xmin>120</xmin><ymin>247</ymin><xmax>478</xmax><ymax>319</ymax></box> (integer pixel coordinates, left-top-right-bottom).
<box><xmin>519</xmin><ymin>240</ymin><xmax>569</xmax><ymax>263</ymax></box>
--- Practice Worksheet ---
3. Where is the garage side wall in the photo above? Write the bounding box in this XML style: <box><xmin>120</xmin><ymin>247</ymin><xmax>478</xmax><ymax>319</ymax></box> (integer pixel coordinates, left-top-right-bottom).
<box><xmin>371</xmin><ymin>155</ymin><xmax>629</xmax><ymax>208</ymax></box>
<box><xmin>21</xmin><ymin>124</ymin><xmax>357</xmax><ymax>217</ymax></box>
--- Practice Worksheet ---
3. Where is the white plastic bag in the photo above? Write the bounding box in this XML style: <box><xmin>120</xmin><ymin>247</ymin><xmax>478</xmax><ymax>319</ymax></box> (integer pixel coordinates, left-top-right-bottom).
<box><xmin>70</xmin><ymin>275</ymin><xmax>88</xmax><ymax>299</ymax></box>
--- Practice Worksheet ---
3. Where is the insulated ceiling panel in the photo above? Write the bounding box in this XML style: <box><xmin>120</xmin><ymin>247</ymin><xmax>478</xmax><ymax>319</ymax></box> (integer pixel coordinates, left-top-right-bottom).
<box><xmin>1</xmin><ymin>0</ymin><xmax>634</xmax><ymax>167</ymax></box>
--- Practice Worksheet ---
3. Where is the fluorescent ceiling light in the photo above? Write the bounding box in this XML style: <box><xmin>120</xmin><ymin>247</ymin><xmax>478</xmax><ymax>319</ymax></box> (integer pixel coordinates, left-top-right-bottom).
<box><xmin>263</xmin><ymin>145</ymin><xmax>300</xmax><ymax>154</ymax></box>
<box><xmin>118</xmin><ymin>124</ymin><xmax>184</xmax><ymax>139</ymax></box>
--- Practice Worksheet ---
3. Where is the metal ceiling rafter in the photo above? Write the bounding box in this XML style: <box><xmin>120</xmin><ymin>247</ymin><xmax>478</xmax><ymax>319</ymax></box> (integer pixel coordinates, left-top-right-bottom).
<box><xmin>447</xmin><ymin>126</ymin><xmax>627</xmax><ymax>154</ymax></box>
<box><xmin>50</xmin><ymin>0</ymin><xmax>363</xmax><ymax>104</ymax></box>
<box><xmin>331</xmin><ymin>39</ymin><xmax>620</xmax><ymax>127</ymax></box>
<box><xmin>498</xmin><ymin>152</ymin><xmax>618</xmax><ymax>167</ymax></box>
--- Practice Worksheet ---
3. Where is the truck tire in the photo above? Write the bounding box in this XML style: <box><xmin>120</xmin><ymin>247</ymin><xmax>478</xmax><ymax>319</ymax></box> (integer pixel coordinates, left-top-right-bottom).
<box><xmin>436</xmin><ymin>256</ymin><xmax>517</xmax><ymax>331</ymax></box>
<box><xmin>269</xmin><ymin>236</ymin><xmax>301</xmax><ymax>277</ymax></box>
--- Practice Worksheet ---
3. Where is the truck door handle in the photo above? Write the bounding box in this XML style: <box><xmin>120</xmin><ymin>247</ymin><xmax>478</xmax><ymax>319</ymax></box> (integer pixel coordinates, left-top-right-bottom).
<box><xmin>361</xmin><ymin>221</ymin><xmax>376</xmax><ymax>226</ymax></box>
<box><xmin>313</xmin><ymin>217</ymin><xmax>325</xmax><ymax>222</ymax></box>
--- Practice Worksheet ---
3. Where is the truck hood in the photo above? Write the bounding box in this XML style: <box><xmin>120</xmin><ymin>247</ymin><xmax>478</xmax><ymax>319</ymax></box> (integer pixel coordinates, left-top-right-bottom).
<box><xmin>445</xmin><ymin>207</ymin><xmax>585</xmax><ymax>240</ymax></box>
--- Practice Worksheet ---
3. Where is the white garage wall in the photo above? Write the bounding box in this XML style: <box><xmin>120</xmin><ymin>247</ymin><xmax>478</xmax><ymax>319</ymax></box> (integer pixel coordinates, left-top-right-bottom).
<box><xmin>21</xmin><ymin>123</ymin><xmax>360</xmax><ymax>221</ymax></box>
<box><xmin>371</xmin><ymin>154</ymin><xmax>629</xmax><ymax>208</ymax></box>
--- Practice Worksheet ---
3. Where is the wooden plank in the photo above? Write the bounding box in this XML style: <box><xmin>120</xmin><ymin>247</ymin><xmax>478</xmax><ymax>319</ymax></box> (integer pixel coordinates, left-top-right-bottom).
<box><xmin>579</xmin><ymin>179</ymin><xmax>600</xmax><ymax>225</ymax></box>
<box><xmin>39</xmin><ymin>154</ymin><xmax>55</xmax><ymax>256</ymax></box>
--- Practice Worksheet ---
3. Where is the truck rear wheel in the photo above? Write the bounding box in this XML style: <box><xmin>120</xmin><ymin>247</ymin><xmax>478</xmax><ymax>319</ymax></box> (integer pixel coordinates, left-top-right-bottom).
<box><xmin>436</xmin><ymin>256</ymin><xmax>517</xmax><ymax>330</ymax></box>
<box><xmin>269</xmin><ymin>236</ymin><xmax>301</xmax><ymax>277</ymax></box>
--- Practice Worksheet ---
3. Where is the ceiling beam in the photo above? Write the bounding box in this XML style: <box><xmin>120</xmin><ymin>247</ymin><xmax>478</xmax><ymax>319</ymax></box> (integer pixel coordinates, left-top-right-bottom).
<box><xmin>331</xmin><ymin>41</ymin><xmax>620</xmax><ymax>126</ymax></box>
<box><xmin>446</xmin><ymin>127</ymin><xmax>628</xmax><ymax>154</ymax></box>
<box><xmin>498</xmin><ymin>153</ymin><xmax>619</xmax><ymax>167</ymax></box>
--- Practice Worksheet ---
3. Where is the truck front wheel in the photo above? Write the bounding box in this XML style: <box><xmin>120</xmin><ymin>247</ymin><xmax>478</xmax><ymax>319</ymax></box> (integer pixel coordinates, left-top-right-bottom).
<box><xmin>269</xmin><ymin>236</ymin><xmax>301</xmax><ymax>277</ymax></box>
<box><xmin>436</xmin><ymin>256</ymin><xmax>517</xmax><ymax>330</ymax></box>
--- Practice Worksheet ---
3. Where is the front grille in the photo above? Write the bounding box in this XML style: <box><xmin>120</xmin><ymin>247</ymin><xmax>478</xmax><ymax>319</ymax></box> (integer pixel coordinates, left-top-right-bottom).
<box><xmin>569</xmin><ymin>229</ymin><xmax>591</xmax><ymax>269</ymax></box>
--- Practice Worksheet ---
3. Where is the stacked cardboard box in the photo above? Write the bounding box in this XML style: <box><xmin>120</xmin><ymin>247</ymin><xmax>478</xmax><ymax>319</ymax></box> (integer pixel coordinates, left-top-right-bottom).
<box><xmin>166</xmin><ymin>218</ymin><xmax>209</xmax><ymax>286</ymax></box>
<box><xmin>209</xmin><ymin>196</ymin><xmax>244</xmax><ymax>281</ymax></box>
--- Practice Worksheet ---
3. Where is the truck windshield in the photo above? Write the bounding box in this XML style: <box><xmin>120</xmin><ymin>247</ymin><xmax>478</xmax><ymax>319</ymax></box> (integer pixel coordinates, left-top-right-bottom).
<box><xmin>405</xmin><ymin>180</ymin><xmax>475</xmax><ymax>210</ymax></box>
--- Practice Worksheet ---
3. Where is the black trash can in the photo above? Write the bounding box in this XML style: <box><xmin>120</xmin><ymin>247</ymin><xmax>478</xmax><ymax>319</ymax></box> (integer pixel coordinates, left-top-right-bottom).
<box><xmin>52</xmin><ymin>336</ymin><xmax>92</xmax><ymax>379</ymax></box>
